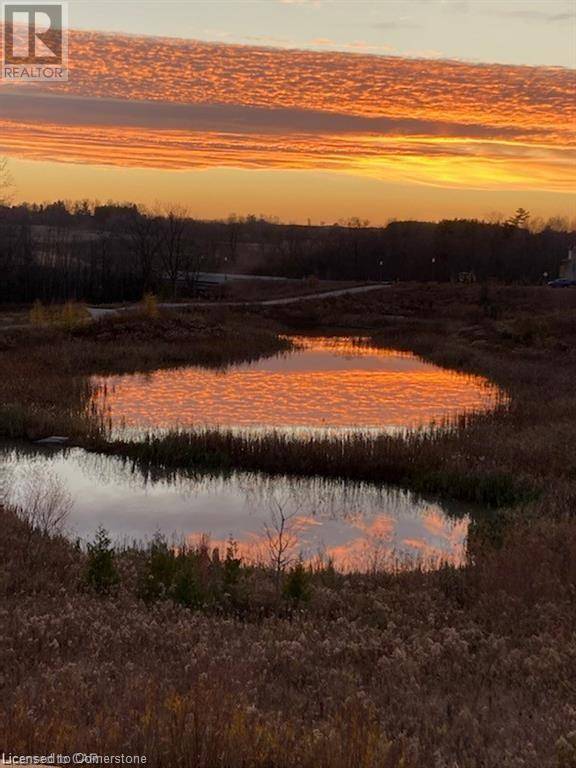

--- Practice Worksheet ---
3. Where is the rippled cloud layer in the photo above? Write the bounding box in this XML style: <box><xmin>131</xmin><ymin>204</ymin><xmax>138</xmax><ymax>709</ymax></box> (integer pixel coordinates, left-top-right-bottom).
<box><xmin>0</xmin><ymin>30</ymin><xmax>574</xmax><ymax>191</ymax></box>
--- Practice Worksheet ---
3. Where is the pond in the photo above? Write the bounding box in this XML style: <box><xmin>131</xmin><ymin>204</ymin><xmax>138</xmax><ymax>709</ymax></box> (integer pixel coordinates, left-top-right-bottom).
<box><xmin>92</xmin><ymin>335</ymin><xmax>502</xmax><ymax>437</ymax></box>
<box><xmin>1</xmin><ymin>337</ymin><xmax>503</xmax><ymax>570</ymax></box>
<box><xmin>0</xmin><ymin>444</ymin><xmax>470</xmax><ymax>570</ymax></box>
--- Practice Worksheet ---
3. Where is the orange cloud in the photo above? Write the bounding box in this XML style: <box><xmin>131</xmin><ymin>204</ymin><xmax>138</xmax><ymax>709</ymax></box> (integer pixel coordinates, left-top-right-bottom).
<box><xmin>0</xmin><ymin>30</ymin><xmax>574</xmax><ymax>192</ymax></box>
<box><xmin>31</xmin><ymin>32</ymin><xmax>575</xmax><ymax>127</ymax></box>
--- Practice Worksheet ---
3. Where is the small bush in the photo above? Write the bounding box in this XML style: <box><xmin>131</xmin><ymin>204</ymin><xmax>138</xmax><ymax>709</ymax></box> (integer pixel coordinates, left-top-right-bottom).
<box><xmin>86</xmin><ymin>526</ymin><xmax>119</xmax><ymax>595</ymax></box>
<box><xmin>172</xmin><ymin>557</ymin><xmax>204</xmax><ymax>609</ymax></box>
<box><xmin>142</xmin><ymin>292</ymin><xmax>160</xmax><ymax>318</ymax></box>
<box><xmin>139</xmin><ymin>536</ymin><xmax>214</xmax><ymax>608</ymax></box>
<box><xmin>29</xmin><ymin>301</ymin><xmax>88</xmax><ymax>330</ymax></box>
<box><xmin>223</xmin><ymin>537</ymin><xmax>242</xmax><ymax>588</ymax></box>
<box><xmin>283</xmin><ymin>558</ymin><xmax>312</xmax><ymax>605</ymax></box>
<box><xmin>30</xmin><ymin>300</ymin><xmax>46</xmax><ymax>327</ymax></box>
<box><xmin>59</xmin><ymin>301</ymin><xmax>89</xmax><ymax>330</ymax></box>
<box><xmin>139</xmin><ymin>534</ymin><xmax>178</xmax><ymax>600</ymax></box>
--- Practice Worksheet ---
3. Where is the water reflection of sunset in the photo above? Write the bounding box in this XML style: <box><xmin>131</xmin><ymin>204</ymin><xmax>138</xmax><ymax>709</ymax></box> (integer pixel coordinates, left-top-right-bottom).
<box><xmin>185</xmin><ymin>505</ymin><xmax>468</xmax><ymax>572</ymax></box>
<box><xmin>2</xmin><ymin>444</ymin><xmax>469</xmax><ymax>571</ymax></box>
<box><xmin>92</xmin><ymin>336</ymin><xmax>502</xmax><ymax>436</ymax></box>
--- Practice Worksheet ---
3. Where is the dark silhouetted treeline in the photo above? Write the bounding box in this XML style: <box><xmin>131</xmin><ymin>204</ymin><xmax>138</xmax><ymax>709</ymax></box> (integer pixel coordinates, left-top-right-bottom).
<box><xmin>0</xmin><ymin>200</ymin><xmax>573</xmax><ymax>304</ymax></box>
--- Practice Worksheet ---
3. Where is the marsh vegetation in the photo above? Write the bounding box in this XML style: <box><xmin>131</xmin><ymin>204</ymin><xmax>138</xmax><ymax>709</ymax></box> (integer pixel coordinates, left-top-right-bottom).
<box><xmin>2</xmin><ymin>283</ymin><xmax>576</xmax><ymax>765</ymax></box>
<box><xmin>1</xmin><ymin>499</ymin><xmax>575</xmax><ymax>767</ymax></box>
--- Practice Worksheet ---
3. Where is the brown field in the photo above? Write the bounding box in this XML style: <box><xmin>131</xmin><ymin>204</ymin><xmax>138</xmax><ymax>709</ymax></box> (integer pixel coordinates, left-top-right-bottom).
<box><xmin>259</xmin><ymin>282</ymin><xmax>576</xmax><ymax>327</ymax></box>
<box><xmin>1</xmin><ymin>502</ymin><xmax>575</xmax><ymax>767</ymax></box>
<box><xmin>2</xmin><ymin>284</ymin><xmax>576</xmax><ymax>766</ymax></box>
<box><xmin>212</xmin><ymin>277</ymin><xmax>363</xmax><ymax>303</ymax></box>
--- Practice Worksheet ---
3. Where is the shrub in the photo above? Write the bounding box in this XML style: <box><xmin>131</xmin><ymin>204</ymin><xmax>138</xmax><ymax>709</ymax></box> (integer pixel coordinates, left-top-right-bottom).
<box><xmin>142</xmin><ymin>292</ymin><xmax>160</xmax><ymax>318</ymax></box>
<box><xmin>172</xmin><ymin>556</ymin><xmax>204</xmax><ymax>609</ymax></box>
<box><xmin>139</xmin><ymin>534</ymin><xmax>178</xmax><ymax>600</ymax></box>
<box><xmin>223</xmin><ymin>537</ymin><xmax>242</xmax><ymax>588</ymax></box>
<box><xmin>139</xmin><ymin>535</ymin><xmax>213</xmax><ymax>608</ymax></box>
<box><xmin>59</xmin><ymin>301</ymin><xmax>89</xmax><ymax>330</ymax></box>
<box><xmin>30</xmin><ymin>300</ymin><xmax>46</xmax><ymax>326</ymax></box>
<box><xmin>283</xmin><ymin>558</ymin><xmax>312</xmax><ymax>605</ymax></box>
<box><xmin>86</xmin><ymin>526</ymin><xmax>119</xmax><ymax>595</ymax></box>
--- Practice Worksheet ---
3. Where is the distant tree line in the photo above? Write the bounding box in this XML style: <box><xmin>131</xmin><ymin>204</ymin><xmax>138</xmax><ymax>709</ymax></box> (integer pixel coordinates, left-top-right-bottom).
<box><xmin>0</xmin><ymin>199</ymin><xmax>574</xmax><ymax>304</ymax></box>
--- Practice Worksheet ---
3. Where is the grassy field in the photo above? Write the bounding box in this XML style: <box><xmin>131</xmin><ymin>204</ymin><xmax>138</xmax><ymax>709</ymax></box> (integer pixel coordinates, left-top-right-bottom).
<box><xmin>189</xmin><ymin>277</ymin><xmax>364</xmax><ymax>303</ymax></box>
<box><xmin>1</xmin><ymin>501</ymin><xmax>575</xmax><ymax>767</ymax></box>
<box><xmin>260</xmin><ymin>281</ymin><xmax>576</xmax><ymax>327</ymax></box>
<box><xmin>2</xmin><ymin>284</ymin><xmax>576</xmax><ymax>765</ymax></box>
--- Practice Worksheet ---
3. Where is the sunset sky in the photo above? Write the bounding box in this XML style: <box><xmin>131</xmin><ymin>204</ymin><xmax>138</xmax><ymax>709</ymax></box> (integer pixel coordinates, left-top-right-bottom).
<box><xmin>1</xmin><ymin>0</ymin><xmax>575</xmax><ymax>222</ymax></box>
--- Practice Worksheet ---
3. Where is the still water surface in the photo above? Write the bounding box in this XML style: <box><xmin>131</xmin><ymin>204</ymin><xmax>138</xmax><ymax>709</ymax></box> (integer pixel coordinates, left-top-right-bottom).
<box><xmin>0</xmin><ymin>445</ymin><xmax>470</xmax><ymax>570</ymax></box>
<box><xmin>1</xmin><ymin>338</ymin><xmax>502</xmax><ymax>569</ymax></box>
<box><xmin>92</xmin><ymin>336</ymin><xmax>501</xmax><ymax>436</ymax></box>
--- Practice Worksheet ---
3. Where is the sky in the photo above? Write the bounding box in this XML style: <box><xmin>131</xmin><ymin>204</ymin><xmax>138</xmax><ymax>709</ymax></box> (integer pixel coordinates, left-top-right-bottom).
<box><xmin>1</xmin><ymin>0</ymin><xmax>575</xmax><ymax>223</ymax></box>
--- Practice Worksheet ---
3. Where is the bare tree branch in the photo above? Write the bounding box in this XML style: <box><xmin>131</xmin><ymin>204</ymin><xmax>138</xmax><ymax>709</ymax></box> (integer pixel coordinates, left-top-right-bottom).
<box><xmin>263</xmin><ymin>498</ymin><xmax>299</xmax><ymax>592</ymax></box>
<box><xmin>4</xmin><ymin>467</ymin><xmax>72</xmax><ymax>537</ymax></box>
<box><xmin>160</xmin><ymin>204</ymin><xmax>194</xmax><ymax>298</ymax></box>
<box><xmin>0</xmin><ymin>157</ymin><xmax>14</xmax><ymax>206</ymax></box>
<box><xmin>125</xmin><ymin>206</ymin><xmax>164</xmax><ymax>293</ymax></box>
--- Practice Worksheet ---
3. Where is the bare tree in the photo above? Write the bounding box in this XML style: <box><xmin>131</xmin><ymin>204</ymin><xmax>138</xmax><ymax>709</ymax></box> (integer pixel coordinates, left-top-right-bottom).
<box><xmin>484</xmin><ymin>211</ymin><xmax>504</xmax><ymax>225</ymax></box>
<box><xmin>545</xmin><ymin>215</ymin><xmax>570</xmax><ymax>233</ymax></box>
<box><xmin>160</xmin><ymin>204</ymin><xmax>191</xmax><ymax>298</ymax></box>
<box><xmin>263</xmin><ymin>499</ymin><xmax>299</xmax><ymax>593</ymax></box>
<box><xmin>125</xmin><ymin>206</ymin><xmax>164</xmax><ymax>292</ymax></box>
<box><xmin>0</xmin><ymin>157</ymin><xmax>14</xmax><ymax>206</ymax></box>
<box><xmin>5</xmin><ymin>468</ymin><xmax>72</xmax><ymax>537</ymax></box>
<box><xmin>226</xmin><ymin>214</ymin><xmax>240</xmax><ymax>263</ymax></box>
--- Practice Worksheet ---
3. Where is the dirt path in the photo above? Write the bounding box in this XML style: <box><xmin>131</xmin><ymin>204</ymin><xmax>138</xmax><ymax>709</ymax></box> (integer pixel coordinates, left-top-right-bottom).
<box><xmin>0</xmin><ymin>284</ymin><xmax>390</xmax><ymax>329</ymax></box>
<box><xmin>86</xmin><ymin>283</ymin><xmax>390</xmax><ymax>319</ymax></box>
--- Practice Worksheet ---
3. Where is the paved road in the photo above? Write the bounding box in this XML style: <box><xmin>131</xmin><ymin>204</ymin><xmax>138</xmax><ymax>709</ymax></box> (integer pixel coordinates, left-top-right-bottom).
<box><xmin>195</xmin><ymin>271</ymin><xmax>295</xmax><ymax>284</ymax></box>
<box><xmin>86</xmin><ymin>283</ymin><xmax>389</xmax><ymax>320</ymax></box>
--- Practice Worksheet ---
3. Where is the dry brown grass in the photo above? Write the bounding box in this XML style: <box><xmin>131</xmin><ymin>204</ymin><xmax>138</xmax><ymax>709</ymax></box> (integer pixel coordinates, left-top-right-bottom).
<box><xmin>215</xmin><ymin>277</ymin><xmax>362</xmax><ymax>303</ymax></box>
<box><xmin>3</xmin><ymin>286</ymin><xmax>576</xmax><ymax>765</ymax></box>
<box><xmin>1</xmin><ymin>504</ymin><xmax>576</xmax><ymax>767</ymax></box>
<box><xmin>260</xmin><ymin>282</ymin><xmax>576</xmax><ymax>327</ymax></box>
<box><xmin>0</xmin><ymin>308</ymin><xmax>290</xmax><ymax>440</ymax></box>
<box><xmin>0</xmin><ymin>306</ymin><xmax>29</xmax><ymax>328</ymax></box>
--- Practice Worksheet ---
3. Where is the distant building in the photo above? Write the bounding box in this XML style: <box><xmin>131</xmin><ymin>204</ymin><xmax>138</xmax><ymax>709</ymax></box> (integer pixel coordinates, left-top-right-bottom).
<box><xmin>560</xmin><ymin>247</ymin><xmax>576</xmax><ymax>280</ymax></box>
